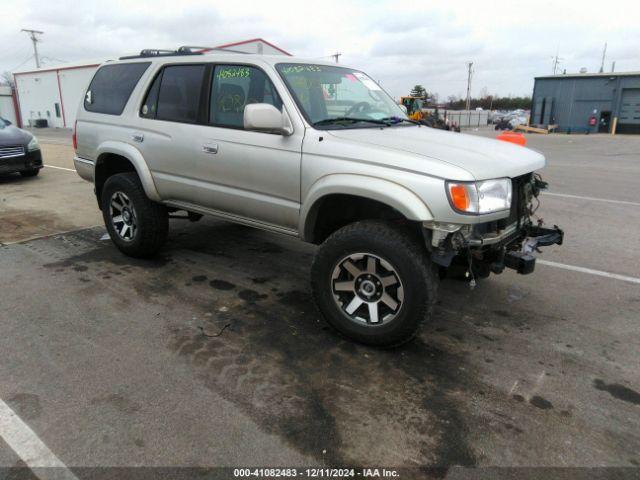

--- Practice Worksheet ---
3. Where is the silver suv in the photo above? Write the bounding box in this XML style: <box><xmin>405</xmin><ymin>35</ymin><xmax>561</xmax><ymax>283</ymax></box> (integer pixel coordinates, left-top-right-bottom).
<box><xmin>74</xmin><ymin>48</ymin><xmax>563</xmax><ymax>346</ymax></box>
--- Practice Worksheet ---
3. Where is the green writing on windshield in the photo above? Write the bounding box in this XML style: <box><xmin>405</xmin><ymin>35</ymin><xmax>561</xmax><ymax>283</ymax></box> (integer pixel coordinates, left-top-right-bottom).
<box><xmin>280</xmin><ymin>65</ymin><xmax>323</xmax><ymax>74</ymax></box>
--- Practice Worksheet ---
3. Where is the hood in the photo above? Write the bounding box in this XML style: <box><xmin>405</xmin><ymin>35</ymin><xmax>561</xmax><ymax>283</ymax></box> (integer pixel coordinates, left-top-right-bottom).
<box><xmin>0</xmin><ymin>124</ymin><xmax>32</xmax><ymax>146</ymax></box>
<box><xmin>327</xmin><ymin>126</ymin><xmax>545</xmax><ymax>180</ymax></box>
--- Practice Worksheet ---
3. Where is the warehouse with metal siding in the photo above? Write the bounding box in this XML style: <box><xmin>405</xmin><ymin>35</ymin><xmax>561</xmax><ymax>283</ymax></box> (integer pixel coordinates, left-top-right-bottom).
<box><xmin>531</xmin><ymin>72</ymin><xmax>640</xmax><ymax>134</ymax></box>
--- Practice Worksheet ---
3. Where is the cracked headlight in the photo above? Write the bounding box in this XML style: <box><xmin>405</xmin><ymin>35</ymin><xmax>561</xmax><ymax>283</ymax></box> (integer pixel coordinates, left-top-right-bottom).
<box><xmin>27</xmin><ymin>136</ymin><xmax>40</xmax><ymax>152</ymax></box>
<box><xmin>446</xmin><ymin>178</ymin><xmax>512</xmax><ymax>214</ymax></box>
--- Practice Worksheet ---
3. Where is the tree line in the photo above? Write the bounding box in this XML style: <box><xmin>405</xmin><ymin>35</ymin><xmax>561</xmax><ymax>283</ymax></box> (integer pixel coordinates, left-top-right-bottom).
<box><xmin>409</xmin><ymin>85</ymin><xmax>532</xmax><ymax>111</ymax></box>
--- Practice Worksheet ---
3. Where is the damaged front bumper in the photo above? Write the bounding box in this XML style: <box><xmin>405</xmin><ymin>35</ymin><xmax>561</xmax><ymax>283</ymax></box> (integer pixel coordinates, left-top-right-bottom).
<box><xmin>424</xmin><ymin>173</ymin><xmax>563</xmax><ymax>278</ymax></box>
<box><xmin>428</xmin><ymin>220</ymin><xmax>563</xmax><ymax>276</ymax></box>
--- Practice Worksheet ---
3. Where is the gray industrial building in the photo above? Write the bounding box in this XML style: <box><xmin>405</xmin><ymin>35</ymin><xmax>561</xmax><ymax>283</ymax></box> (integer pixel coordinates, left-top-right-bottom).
<box><xmin>531</xmin><ymin>71</ymin><xmax>640</xmax><ymax>134</ymax></box>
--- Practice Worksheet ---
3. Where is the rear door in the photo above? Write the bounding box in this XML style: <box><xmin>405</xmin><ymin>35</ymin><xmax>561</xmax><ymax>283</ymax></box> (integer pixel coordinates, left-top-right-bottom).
<box><xmin>137</xmin><ymin>63</ymin><xmax>208</xmax><ymax>201</ymax></box>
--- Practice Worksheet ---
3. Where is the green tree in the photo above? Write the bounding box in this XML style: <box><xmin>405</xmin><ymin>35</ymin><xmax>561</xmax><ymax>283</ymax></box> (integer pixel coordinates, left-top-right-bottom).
<box><xmin>410</xmin><ymin>85</ymin><xmax>426</xmax><ymax>97</ymax></box>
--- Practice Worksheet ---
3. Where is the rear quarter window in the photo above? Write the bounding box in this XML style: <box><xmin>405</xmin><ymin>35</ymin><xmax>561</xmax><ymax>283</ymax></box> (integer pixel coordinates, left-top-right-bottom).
<box><xmin>84</xmin><ymin>62</ymin><xmax>150</xmax><ymax>115</ymax></box>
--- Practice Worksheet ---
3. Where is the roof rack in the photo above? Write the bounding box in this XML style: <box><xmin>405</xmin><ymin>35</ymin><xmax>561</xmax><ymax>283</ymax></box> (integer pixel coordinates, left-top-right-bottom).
<box><xmin>178</xmin><ymin>45</ymin><xmax>250</xmax><ymax>54</ymax></box>
<box><xmin>118</xmin><ymin>48</ymin><xmax>204</xmax><ymax>60</ymax></box>
<box><xmin>119</xmin><ymin>45</ymin><xmax>250</xmax><ymax>60</ymax></box>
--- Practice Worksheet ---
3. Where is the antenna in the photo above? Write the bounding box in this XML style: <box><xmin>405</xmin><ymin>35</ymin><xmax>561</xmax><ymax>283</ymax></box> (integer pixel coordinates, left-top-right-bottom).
<box><xmin>551</xmin><ymin>48</ymin><xmax>563</xmax><ymax>75</ymax></box>
<box><xmin>21</xmin><ymin>29</ymin><xmax>43</xmax><ymax>68</ymax></box>
<box><xmin>599</xmin><ymin>42</ymin><xmax>607</xmax><ymax>73</ymax></box>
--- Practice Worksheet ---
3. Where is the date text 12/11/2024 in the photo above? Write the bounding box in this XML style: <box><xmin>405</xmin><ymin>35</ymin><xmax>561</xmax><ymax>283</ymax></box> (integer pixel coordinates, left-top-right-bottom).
<box><xmin>233</xmin><ymin>468</ymin><xmax>400</xmax><ymax>478</ymax></box>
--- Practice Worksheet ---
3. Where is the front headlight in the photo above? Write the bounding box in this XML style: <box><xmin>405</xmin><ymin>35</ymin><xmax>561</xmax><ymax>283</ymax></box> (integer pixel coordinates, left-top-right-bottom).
<box><xmin>27</xmin><ymin>136</ymin><xmax>40</xmax><ymax>152</ymax></box>
<box><xmin>446</xmin><ymin>178</ymin><xmax>512</xmax><ymax>214</ymax></box>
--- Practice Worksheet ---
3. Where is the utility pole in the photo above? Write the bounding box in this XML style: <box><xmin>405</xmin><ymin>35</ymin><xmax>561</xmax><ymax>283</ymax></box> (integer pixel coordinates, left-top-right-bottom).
<box><xmin>611</xmin><ymin>60</ymin><xmax>616</xmax><ymax>73</ymax></box>
<box><xmin>331</xmin><ymin>52</ymin><xmax>342</xmax><ymax>63</ymax></box>
<box><xmin>599</xmin><ymin>41</ymin><xmax>607</xmax><ymax>73</ymax></box>
<box><xmin>21</xmin><ymin>29</ymin><xmax>43</xmax><ymax>68</ymax></box>
<box><xmin>465</xmin><ymin>62</ymin><xmax>473</xmax><ymax>111</ymax></box>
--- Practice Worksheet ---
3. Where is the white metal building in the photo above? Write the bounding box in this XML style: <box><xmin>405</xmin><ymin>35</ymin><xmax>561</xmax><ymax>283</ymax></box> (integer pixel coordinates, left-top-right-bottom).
<box><xmin>12</xmin><ymin>38</ymin><xmax>291</xmax><ymax>129</ymax></box>
<box><xmin>0</xmin><ymin>86</ymin><xmax>19</xmax><ymax>124</ymax></box>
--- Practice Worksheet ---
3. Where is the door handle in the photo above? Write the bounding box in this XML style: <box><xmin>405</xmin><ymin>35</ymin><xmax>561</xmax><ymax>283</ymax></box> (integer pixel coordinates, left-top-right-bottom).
<box><xmin>202</xmin><ymin>143</ymin><xmax>218</xmax><ymax>154</ymax></box>
<box><xmin>131</xmin><ymin>132</ymin><xmax>144</xmax><ymax>143</ymax></box>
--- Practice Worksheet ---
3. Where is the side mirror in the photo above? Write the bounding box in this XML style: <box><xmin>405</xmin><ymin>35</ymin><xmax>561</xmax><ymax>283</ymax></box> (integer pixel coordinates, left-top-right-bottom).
<box><xmin>244</xmin><ymin>103</ymin><xmax>293</xmax><ymax>135</ymax></box>
<box><xmin>399</xmin><ymin>105</ymin><xmax>408</xmax><ymax>114</ymax></box>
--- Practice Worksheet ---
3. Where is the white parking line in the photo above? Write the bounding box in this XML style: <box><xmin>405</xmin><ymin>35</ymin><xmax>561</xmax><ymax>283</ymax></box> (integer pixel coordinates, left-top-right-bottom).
<box><xmin>545</xmin><ymin>192</ymin><xmax>640</xmax><ymax>207</ymax></box>
<box><xmin>0</xmin><ymin>398</ymin><xmax>79</xmax><ymax>480</ymax></box>
<box><xmin>537</xmin><ymin>259</ymin><xmax>640</xmax><ymax>285</ymax></box>
<box><xmin>44</xmin><ymin>165</ymin><xmax>76</xmax><ymax>173</ymax></box>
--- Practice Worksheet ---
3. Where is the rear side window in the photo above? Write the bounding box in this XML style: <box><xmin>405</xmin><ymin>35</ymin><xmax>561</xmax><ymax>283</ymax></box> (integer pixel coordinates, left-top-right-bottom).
<box><xmin>141</xmin><ymin>72</ymin><xmax>162</xmax><ymax>119</ymax></box>
<box><xmin>155</xmin><ymin>65</ymin><xmax>206</xmax><ymax>123</ymax></box>
<box><xmin>84</xmin><ymin>63</ymin><xmax>150</xmax><ymax>115</ymax></box>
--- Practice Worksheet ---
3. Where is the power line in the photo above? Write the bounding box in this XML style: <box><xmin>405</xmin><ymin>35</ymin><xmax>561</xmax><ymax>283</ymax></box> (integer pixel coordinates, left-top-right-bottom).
<box><xmin>21</xmin><ymin>29</ymin><xmax>43</xmax><ymax>68</ymax></box>
<box><xmin>41</xmin><ymin>56</ymin><xmax>68</xmax><ymax>65</ymax></box>
<box><xmin>6</xmin><ymin>54</ymin><xmax>34</xmax><ymax>72</ymax></box>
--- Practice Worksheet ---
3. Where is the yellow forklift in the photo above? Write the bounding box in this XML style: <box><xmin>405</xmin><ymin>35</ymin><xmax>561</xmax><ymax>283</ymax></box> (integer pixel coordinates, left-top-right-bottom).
<box><xmin>400</xmin><ymin>96</ymin><xmax>452</xmax><ymax>131</ymax></box>
<box><xmin>400</xmin><ymin>96</ymin><xmax>427</xmax><ymax>121</ymax></box>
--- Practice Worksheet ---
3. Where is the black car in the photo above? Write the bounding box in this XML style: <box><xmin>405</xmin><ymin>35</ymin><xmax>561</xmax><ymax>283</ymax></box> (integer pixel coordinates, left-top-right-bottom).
<box><xmin>0</xmin><ymin>117</ymin><xmax>42</xmax><ymax>177</ymax></box>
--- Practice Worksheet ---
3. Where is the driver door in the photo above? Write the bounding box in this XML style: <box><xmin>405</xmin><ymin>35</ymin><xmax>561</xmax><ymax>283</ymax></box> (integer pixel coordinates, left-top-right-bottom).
<box><xmin>190</xmin><ymin>64</ymin><xmax>303</xmax><ymax>231</ymax></box>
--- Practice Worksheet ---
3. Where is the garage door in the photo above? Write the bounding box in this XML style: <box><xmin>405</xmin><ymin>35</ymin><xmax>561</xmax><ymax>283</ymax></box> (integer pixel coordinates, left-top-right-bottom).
<box><xmin>618</xmin><ymin>88</ymin><xmax>640</xmax><ymax>134</ymax></box>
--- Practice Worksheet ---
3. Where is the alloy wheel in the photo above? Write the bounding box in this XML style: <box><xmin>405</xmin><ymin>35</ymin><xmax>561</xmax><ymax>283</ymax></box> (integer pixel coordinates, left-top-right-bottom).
<box><xmin>331</xmin><ymin>253</ymin><xmax>404</xmax><ymax>325</ymax></box>
<box><xmin>109</xmin><ymin>191</ymin><xmax>137</xmax><ymax>242</ymax></box>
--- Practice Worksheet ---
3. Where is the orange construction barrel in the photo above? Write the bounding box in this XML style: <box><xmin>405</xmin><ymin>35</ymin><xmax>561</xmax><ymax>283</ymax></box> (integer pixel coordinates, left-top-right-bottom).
<box><xmin>496</xmin><ymin>131</ymin><xmax>527</xmax><ymax>147</ymax></box>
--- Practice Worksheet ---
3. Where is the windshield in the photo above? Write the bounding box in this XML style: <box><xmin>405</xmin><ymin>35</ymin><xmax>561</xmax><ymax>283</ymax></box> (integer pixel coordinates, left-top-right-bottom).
<box><xmin>276</xmin><ymin>63</ymin><xmax>408</xmax><ymax>128</ymax></box>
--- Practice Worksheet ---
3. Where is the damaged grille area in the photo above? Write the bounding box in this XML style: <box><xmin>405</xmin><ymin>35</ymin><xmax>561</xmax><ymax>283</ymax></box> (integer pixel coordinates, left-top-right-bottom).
<box><xmin>473</xmin><ymin>173</ymin><xmax>533</xmax><ymax>244</ymax></box>
<box><xmin>499</xmin><ymin>173</ymin><xmax>534</xmax><ymax>229</ymax></box>
<box><xmin>472</xmin><ymin>173</ymin><xmax>534</xmax><ymax>238</ymax></box>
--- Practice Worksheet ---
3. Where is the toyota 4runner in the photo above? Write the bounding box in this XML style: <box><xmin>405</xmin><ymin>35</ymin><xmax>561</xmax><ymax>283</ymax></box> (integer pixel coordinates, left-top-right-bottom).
<box><xmin>73</xmin><ymin>47</ymin><xmax>563</xmax><ymax>347</ymax></box>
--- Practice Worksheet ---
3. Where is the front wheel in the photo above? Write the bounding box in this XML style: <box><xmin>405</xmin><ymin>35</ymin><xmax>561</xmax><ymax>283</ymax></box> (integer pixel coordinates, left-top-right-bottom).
<box><xmin>101</xmin><ymin>172</ymin><xmax>168</xmax><ymax>258</ymax></box>
<box><xmin>311</xmin><ymin>220</ymin><xmax>438</xmax><ymax>347</ymax></box>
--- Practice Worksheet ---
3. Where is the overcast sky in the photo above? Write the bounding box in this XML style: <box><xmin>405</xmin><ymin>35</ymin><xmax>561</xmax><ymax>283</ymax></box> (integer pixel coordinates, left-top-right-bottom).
<box><xmin>1</xmin><ymin>0</ymin><xmax>638</xmax><ymax>99</ymax></box>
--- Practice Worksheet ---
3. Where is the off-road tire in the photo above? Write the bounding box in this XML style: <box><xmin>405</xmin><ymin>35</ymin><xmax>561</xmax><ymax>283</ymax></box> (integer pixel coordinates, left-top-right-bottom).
<box><xmin>101</xmin><ymin>172</ymin><xmax>168</xmax><ymax>258</ymax></box>
<box><xmin>311</xmin><ymin>220</ymin><xmax>438</xmax><ymax>347</ymax></box>
<box><xmin>20</xmin><ymin>168</ymin><xmax>40</xmax><ymax>177</ymax></box>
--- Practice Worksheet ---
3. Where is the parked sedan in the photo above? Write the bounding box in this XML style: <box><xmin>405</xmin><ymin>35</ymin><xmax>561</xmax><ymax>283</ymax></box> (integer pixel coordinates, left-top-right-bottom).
<box><xmin>0</xmin><ymin>117</ymin><xmax>42</xmax><ymax>177</ymax></box>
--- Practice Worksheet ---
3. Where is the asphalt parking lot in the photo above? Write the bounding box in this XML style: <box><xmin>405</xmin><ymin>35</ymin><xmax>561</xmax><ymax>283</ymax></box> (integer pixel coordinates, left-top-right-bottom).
<box><xmin>1</xmin><ymin>127</ymin><xmax>639</xmax><ymax>478</ymax></box>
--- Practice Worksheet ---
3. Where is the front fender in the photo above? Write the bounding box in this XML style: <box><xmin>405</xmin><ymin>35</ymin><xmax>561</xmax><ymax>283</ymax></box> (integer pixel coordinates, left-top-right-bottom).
<box><xmin>96</xmin><ymin>141</ymin><xmax>161</xmax><ymax>202</ymax></box>
<box><xmin>300</xmin><ymin>174</ymin><xmax>433</xmax><ymax>240</ymax></box>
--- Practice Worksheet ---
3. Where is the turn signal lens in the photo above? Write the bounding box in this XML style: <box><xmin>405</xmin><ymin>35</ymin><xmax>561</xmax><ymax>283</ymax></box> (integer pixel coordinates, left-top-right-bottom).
<box><xmin>448</xmin><ymin>183</ymin><xmax>470</xmax><ymax>211</ymax></box>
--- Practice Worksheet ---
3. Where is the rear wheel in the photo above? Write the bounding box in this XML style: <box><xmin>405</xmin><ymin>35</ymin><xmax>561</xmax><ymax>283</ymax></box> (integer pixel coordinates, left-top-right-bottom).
<box><xmin>101</xmin><ymin>172</ymin><xmax>168</xmax><ymax>258</ymax></box>
<box><xmin>311</xmin><ymin>220</ymin><xmax>438</xmax><ymax>347</ymax></box>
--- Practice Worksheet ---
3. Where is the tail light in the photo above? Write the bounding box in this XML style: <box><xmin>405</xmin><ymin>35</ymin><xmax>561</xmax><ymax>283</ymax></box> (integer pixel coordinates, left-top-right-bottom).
<box><xmin>72</xmin><ymin>121</ymin><xmax>78</xmax><ymax>151</ymax></box>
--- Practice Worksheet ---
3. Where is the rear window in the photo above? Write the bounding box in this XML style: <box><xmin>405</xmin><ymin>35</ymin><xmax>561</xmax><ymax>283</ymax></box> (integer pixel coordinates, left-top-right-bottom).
<box><xmin>84</xmin><ymin>62</ymin><xmax>150</xmax><ymax>115</ymax></box>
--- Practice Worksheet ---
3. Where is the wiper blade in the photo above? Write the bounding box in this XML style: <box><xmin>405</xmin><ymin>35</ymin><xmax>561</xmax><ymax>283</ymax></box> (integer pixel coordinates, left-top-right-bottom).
<box><xmin>379</xmin><ymin>116</ymin><xmax>421</xmax><ymax>125</ymax></box>
<box><xmin>312</xmin><ymin>117</ymin><xmax>389</xmax><ymax>127</ymax></box>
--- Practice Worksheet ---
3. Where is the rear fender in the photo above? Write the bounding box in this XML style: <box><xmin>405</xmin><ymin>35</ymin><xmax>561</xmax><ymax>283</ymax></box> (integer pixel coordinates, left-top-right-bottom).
<box><xmin>96</xmin><ymin>141</ymin><xmax>161</xmax><ymax>202</ymax></box>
